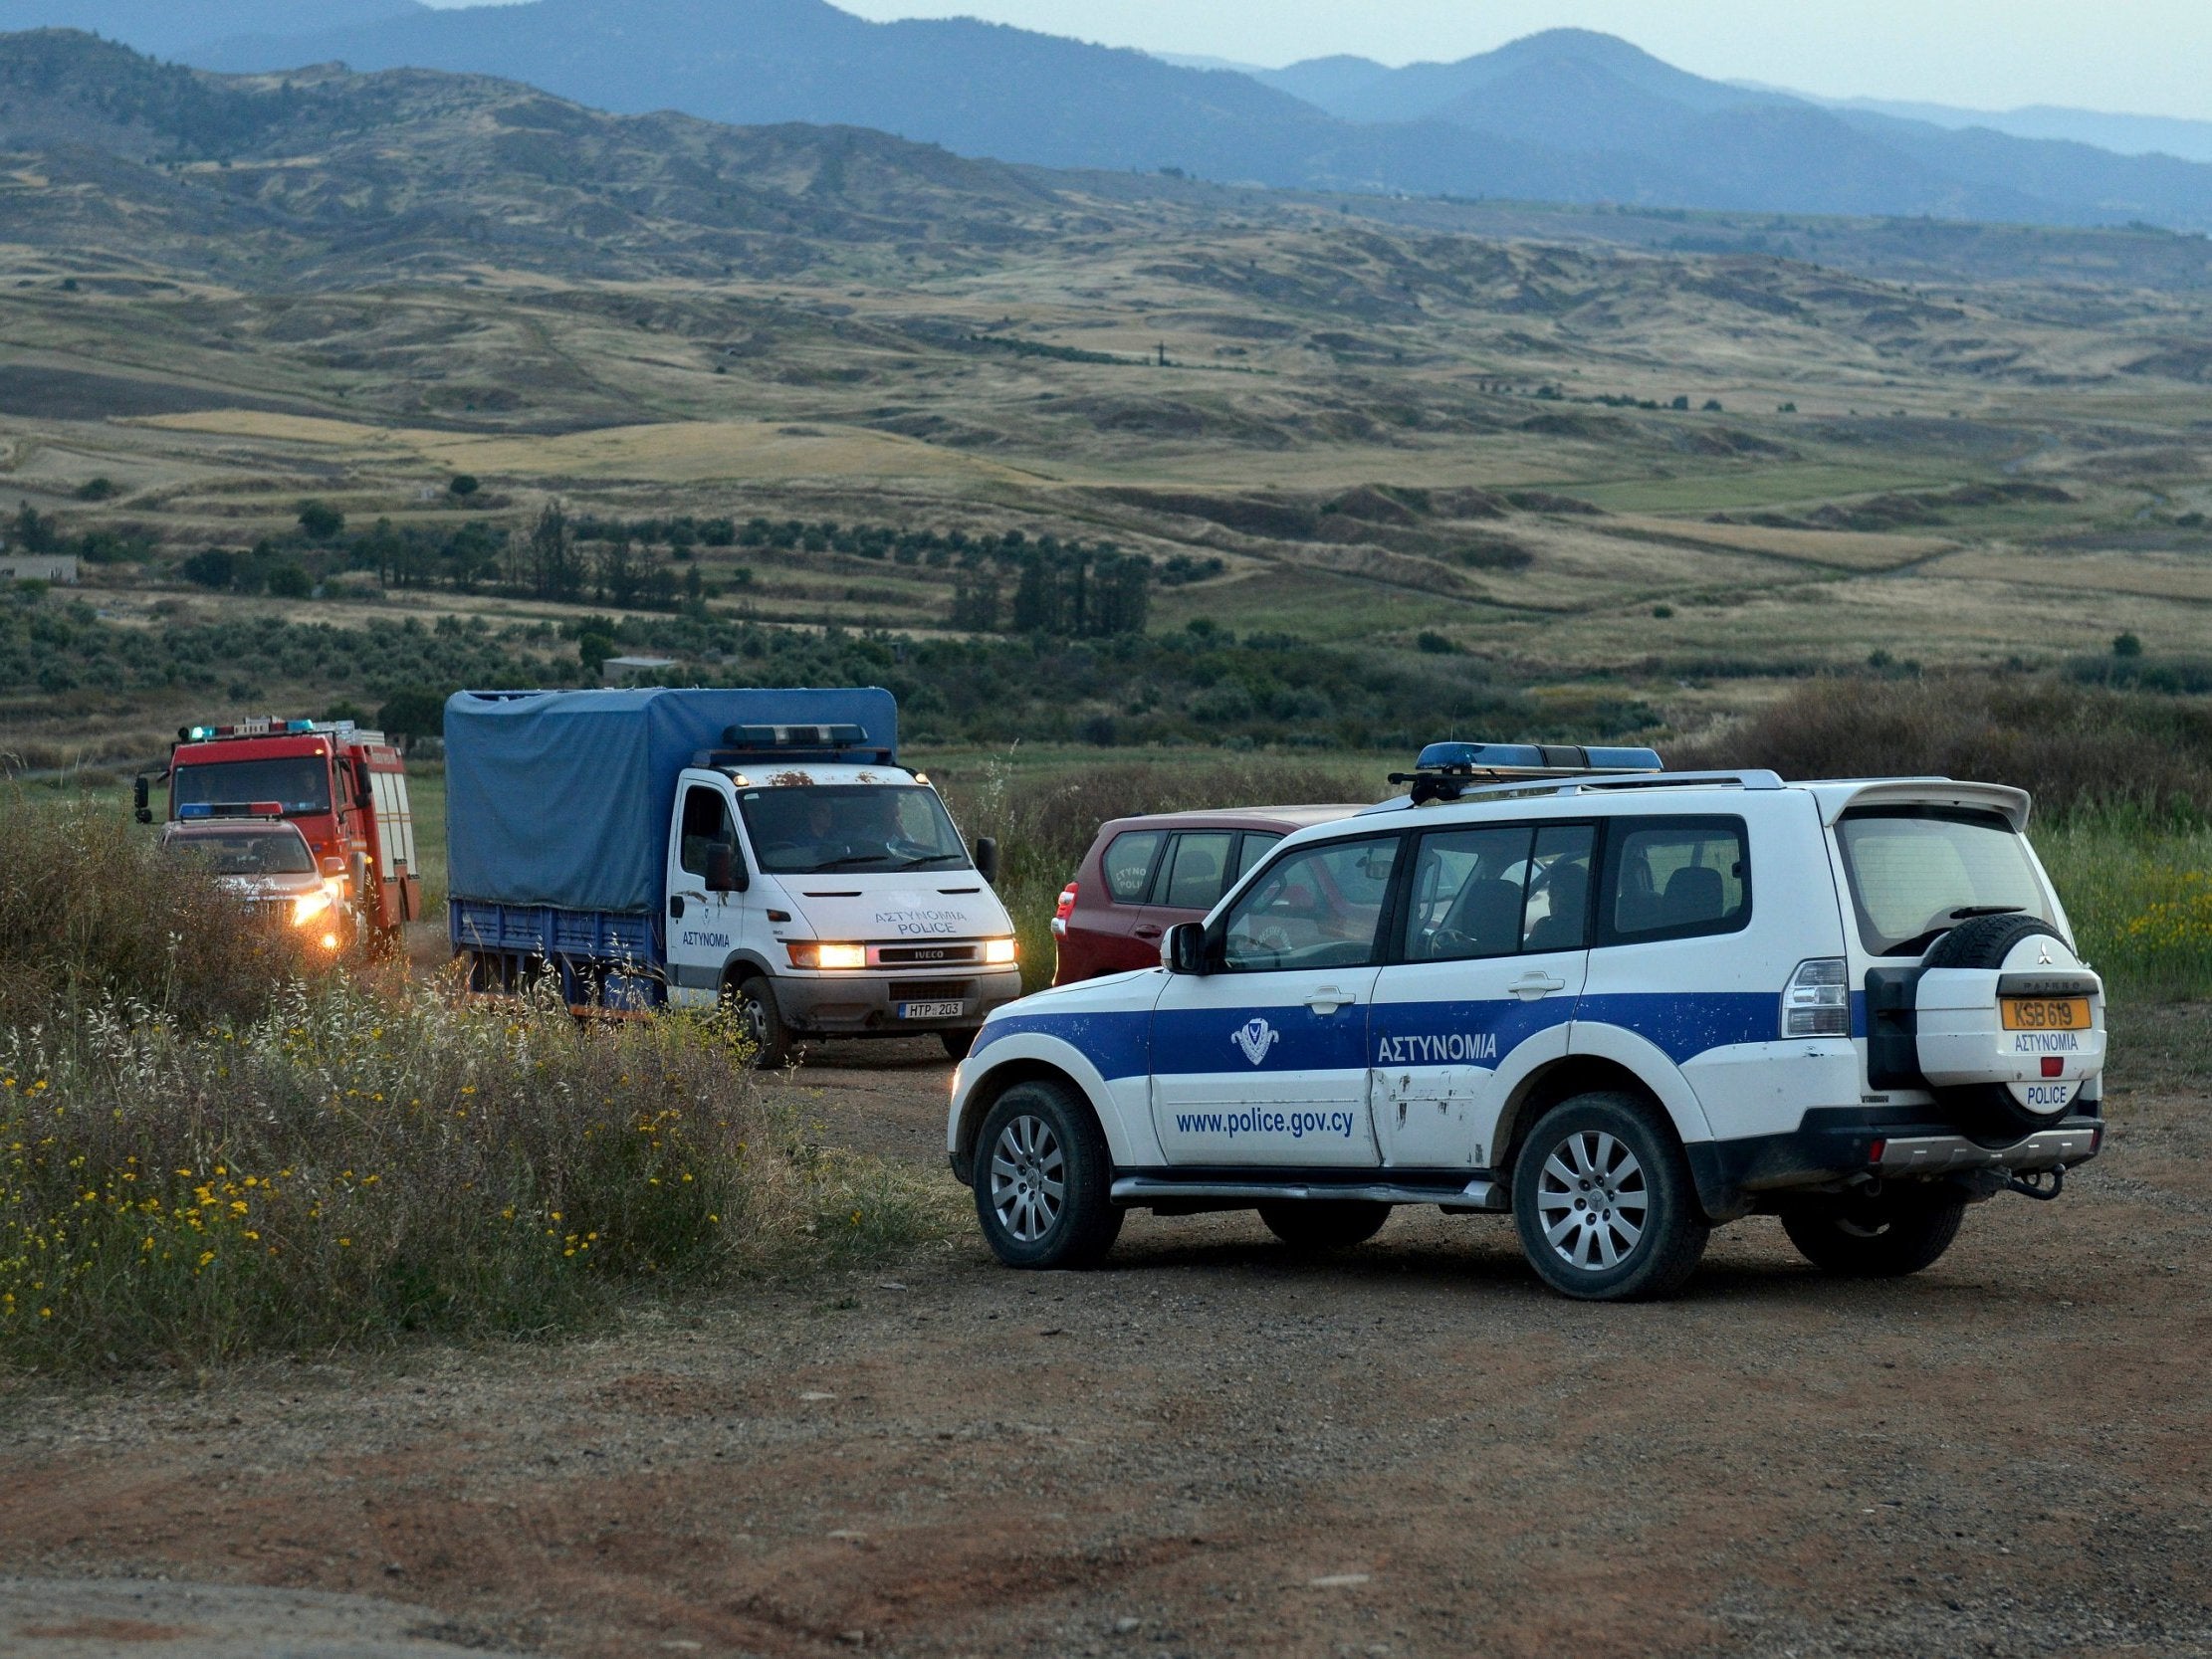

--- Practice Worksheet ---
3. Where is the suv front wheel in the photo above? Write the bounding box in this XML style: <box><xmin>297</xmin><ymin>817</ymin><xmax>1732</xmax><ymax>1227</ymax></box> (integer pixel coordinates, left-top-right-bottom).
<box><xmin>1511</xmin><ymin>1093</ymin><xmax>1709</xmax><ymax>1301</ymax></box>
<box><xmin>973</xmin><ymin>1081</ymin><xmax>1124</xmax><ymax>1269</ymax></box>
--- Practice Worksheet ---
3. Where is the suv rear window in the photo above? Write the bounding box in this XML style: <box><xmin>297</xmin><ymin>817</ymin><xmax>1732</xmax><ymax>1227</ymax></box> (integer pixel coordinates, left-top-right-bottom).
<box><xmin>1602</xmin><ymin>817</ymin><xmax>1749</xmax><ymax>944</ymax></box>
<box><xmin>1835</xmin><ymin>806</ymin><xmax>2052</xmax><ymax>956</ymax></box>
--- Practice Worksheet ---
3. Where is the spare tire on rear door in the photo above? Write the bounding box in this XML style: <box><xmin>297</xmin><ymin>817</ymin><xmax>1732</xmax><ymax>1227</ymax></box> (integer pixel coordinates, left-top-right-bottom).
<box><xmin>1916</xmin><ymin>914</ymin><xmax>2096</xmax><ymax>1142</ymax></box>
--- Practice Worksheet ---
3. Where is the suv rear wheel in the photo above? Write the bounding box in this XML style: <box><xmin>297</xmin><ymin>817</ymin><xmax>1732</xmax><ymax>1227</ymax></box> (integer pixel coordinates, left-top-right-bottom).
<box><xmin>1511</xmin><ymin>1093</ymin><xmax>1708</xmax><ymax>1301</ymax></box>
<box><xmin>1780</xmin><ymin>1187</ymin><xmax>1965</xmax><ymax>1277</ymax></box>
<box><xmin>1258</xmin><ymin>1200</ymin><xmax>1390</xmax><ymax>1253</ymax></box>
<box><xmin>973</xmin><ymin>1080</ymin><xmax>1123</xmax><ymax>1269</ymax></box>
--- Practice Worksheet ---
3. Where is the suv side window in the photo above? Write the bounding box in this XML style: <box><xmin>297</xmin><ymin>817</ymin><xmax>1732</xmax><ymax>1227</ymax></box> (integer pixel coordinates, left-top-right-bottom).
<box><xmin>1402</xmin><ymin>822</ymin><xmax>1596</xmax><ymax>962</ymax></box>
<box><xmin>1101</xmin><ymin>830</ymin><xmax>1165</xmax><ymax>903</ymax></box>
<box><xmin>1234</xmin><ymin>831</ymin><xmax>1282</xmax><ymax>882</ymax></box>
<box><xmin>1161</xmin><ymin>831</ymin><xmax>1235</xmax><ymax>911</ymax></box>
<box><xmin>1601</xmin><ymin>816</ymin><xmax>1749</xmax><ymax>945</ymax></box>
<box><xmin>678</xmin><ymin>785</ymin><xmax>738</xmax><ymax>879</ymax></box>
<box><xmin>1220</xmin><ymin>836</ymin><xmax>1401</xmax><ymax>972</ymax></box>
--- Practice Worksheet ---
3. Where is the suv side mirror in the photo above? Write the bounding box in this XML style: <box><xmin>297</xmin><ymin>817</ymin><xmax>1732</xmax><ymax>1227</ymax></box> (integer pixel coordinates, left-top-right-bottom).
<box><xmin>974</xmin><ymin>836</ymin><xmax>1000</xmax><ymax>885</ymax></box>
<box><xmin>132</xmin><ymin>775</ymin><xmax>152</xmax><ymax>825</ymax></box>
<box><xmin>705</xmin><ymin>843</ymin><xmax>749</xmax><ymax>894</ymax></box>
<box><xmin>1165</xmin><ymin>921</ymin><xmax>1209</xmax><ymax>975</ymax></box>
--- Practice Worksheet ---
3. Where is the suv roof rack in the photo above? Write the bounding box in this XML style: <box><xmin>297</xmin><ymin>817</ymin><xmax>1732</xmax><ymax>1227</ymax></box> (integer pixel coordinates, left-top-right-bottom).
<box><xmin>1386</xmin><ymin>741</ymin><xmax>1663</xmax><ymax>806</ymax></box>
<box><xmin>1360</xmin><ymin>768</ymin><xmax>1785</xmax><ymax>814</ymax></box>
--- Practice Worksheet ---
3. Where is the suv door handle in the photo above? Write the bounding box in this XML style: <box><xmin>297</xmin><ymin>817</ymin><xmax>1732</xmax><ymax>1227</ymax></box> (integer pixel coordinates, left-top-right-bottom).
<box><xmin>1305</xmin><ymin>986</ymin><xmax>1352</xmax><ymax>1013</ymax></box>
<box><xmin>1133</xmin><ymin>924</ymin><xmax>1164</xmax><ymax>939</ymax></box>
<box><xmin>1510</xmin><ymin>971</ymin><xmax>1567</xmax><ymax>1000</ymax></box>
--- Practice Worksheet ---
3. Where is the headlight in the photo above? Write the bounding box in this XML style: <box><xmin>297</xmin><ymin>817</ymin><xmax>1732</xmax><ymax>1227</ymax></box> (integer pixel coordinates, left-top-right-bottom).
<box><xmin>786</xmin><ymin>941</ymin><xmax>867</xmax><ymax>969</ymax></box>
<box><xmin>983</xmin><ymin>937</ymin><xmax>1018</xmax><ymax>965</ymax></box>
<box><xmin>292</xmin><ymin>890</ymin><xmax>333</xmax><ymax>928</ymax></box>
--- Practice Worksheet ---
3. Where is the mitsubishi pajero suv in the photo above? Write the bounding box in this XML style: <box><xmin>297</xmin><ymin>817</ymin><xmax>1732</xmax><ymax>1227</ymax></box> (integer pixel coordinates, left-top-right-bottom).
<box><xmin>948</xmin><ymin>743</ymin><xmax>2103</xmax><ymax>1301</ymax></box>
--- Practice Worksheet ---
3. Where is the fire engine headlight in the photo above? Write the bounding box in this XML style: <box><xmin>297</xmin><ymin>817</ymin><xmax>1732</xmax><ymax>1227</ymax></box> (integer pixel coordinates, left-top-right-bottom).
<box><xmin>983</xmin><ymin>937</ymin><xmax>1018</xmax><ymax>965</ymax></box>
<box><xmin>786</xmin><ymin>941</ymin><xmax>867</xmax><ymax>970</ymax></box>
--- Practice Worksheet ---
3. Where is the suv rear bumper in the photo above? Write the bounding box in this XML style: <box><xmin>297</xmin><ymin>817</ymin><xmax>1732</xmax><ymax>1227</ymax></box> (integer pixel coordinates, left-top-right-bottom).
<box><xmin>1687</xmin><ymin>1110</ymin><xmax>2103</xmax><ymax>1220</ymax></box>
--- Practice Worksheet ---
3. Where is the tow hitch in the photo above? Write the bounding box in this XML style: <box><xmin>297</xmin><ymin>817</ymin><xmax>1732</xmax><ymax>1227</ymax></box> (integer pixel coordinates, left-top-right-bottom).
<box><xmin>2005</xmin><ymin>1165</ymin><xmax>2067</xmax><ymax>1201</ymax></box>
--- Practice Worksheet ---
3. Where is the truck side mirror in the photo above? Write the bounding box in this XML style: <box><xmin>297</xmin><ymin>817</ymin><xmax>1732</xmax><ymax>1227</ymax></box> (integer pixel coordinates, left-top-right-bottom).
<box><xmin>974</xmin><ymin>836</ymin><xmax>1000</xmax><ymax>885</ymax></box>
<box><xmin>1165</xmin><ymin>922</ymin><xmax>1209</xmax><ymax>976</ymax></box>
<box><xmin>353</xmin><ymin>759</ymin><xmax>373</xmax><ymax>809</ymax></box>
<box><xmin>705</xmin><ymin>843</ymin><xmax>748</xmax><ymax>894</ymax></box>
<box><xmin>132</xmin><ymin>776</ymin><xmax>151</xmax><ymax>825</ymax></box>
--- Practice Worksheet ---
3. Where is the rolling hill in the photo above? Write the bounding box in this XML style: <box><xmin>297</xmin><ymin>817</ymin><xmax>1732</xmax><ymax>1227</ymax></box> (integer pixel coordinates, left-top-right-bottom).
<box><xmin>2</xmin><ymin>1</ymin><xmax>2178</xmax><ymax>233</ymax></box>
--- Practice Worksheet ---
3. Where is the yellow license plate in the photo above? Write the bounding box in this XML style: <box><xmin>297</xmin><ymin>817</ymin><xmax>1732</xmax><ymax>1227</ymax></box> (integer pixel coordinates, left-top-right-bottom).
<box><xmin>2002</xmin><ymin>996</ymin><xmax>2090</xmax><ymax>1031</ymax></box>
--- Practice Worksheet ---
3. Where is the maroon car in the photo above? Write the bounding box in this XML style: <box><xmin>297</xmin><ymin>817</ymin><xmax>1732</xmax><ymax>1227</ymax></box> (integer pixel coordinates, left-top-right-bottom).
<box><xmin>1050</xmin><ymin>805</ymin><xmax>1365</xmax><ymax>985</ymax></box>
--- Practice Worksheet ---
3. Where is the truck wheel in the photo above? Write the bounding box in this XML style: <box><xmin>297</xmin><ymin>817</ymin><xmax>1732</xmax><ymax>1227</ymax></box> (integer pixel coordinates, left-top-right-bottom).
<box><xmin>1780</xmin><ymin>1188</ymin><xmax>1965</xmax><ymax>1278</ymax></box>
<box><xmin>973</xmin><ymin>1080</ymin><xmax>1122</xmax><ymax>1269</ymax></box>
<box><xmin>1918</xmin><ymin>914</ymin><xmax>2074</xmax><ymax>1142</ymax></box>
<box><xmin>729</xmin><ymin>975</ymin><xmax>794</xmax><ymax>1069</ymax></box>
<box><xmin>939</xmin><ymin>1028</ymin><xmax>978</xmax><ymax>1062</ymax></box>
<box><xmin>1511</xmin><ymin>1092</ymin><xmax>1709</xmax><ymax>1302</ymax></box>
<box><xmin>1258</xmin><ymin>1200</ymin><xmax>1390</xmax><ymax>1252</ymax></box>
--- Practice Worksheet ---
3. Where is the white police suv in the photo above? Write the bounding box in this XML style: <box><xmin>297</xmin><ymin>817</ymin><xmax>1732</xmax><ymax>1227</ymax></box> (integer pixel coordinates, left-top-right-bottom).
<box><xmin>947</xmin><ymin>743</ymin><xmax>2105</xmax><ymax>1300</ymax></box>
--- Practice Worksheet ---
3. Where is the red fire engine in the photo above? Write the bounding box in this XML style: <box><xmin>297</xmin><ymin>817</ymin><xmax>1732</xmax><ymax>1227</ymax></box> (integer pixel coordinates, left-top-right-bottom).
<box><xmin>137</xmin><ymin>719</ymin><xmax>422</xmax><ymax>950</ymax></box>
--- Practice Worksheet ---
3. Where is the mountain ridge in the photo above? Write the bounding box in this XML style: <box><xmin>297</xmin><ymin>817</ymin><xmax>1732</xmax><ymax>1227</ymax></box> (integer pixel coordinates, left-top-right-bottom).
<box><xmin>5</xmin><ymin>3</ymin><xmax>2212</xmax><ymax>231</ymax></box>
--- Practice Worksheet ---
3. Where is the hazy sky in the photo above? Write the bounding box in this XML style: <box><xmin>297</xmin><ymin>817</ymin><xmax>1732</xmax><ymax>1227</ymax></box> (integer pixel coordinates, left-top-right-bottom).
<box><xmin>414</xmin><ymin>1</ymin><xmax>2212</xmax><ymax>121</ymax></box>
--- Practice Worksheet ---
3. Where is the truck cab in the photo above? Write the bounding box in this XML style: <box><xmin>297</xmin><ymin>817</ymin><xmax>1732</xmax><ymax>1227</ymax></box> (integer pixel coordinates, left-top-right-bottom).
<box><xmin>660</xmin><ymin>737</ymin><xmax>1020</xmax><ymax>1061</ymax></box>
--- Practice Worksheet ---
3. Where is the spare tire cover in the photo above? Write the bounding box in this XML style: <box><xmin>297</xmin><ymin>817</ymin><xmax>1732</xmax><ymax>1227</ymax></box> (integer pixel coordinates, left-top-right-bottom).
<box><xmin>1915</xmin><ymin>914</ymin><xmax>2098</xmax><ymax>1142</ymax></box>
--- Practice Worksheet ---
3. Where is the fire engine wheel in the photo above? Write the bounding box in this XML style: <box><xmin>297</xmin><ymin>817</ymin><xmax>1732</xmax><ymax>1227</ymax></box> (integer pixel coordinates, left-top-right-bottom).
<box><xmin>728</xmin><ymin>975</ymin><xmax>794</xmax><ymax>1069</ymax></box>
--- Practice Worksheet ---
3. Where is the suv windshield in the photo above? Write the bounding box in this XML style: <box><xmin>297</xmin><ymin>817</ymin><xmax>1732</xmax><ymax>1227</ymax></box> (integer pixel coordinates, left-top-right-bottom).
<box><xmin>735</xmin><ymin>784</ymin><xmax>971</xmax><ymax>876</ymax></box>
<box><xmin>1835</xmin><ymin>806</ymin><xmax>2053</xmax><ymax>956</ymax></box>
<box><xmin>172</xmin><ymin>756</ymin><xmax>332</xmax><ymax>816</ymax></box>
<box><xmin>165</xmin><ymin>828</ymin><xmax>315</xmax><ymax>876</ymax></box>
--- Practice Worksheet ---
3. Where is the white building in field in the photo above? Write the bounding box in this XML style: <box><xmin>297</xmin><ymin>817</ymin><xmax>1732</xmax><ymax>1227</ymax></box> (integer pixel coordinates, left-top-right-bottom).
<box><xmin>0</xmin><ymin>552</ymin><xmax>78</xmax><ymax>583</ymax></box>
<box><xmin>601</xmin><ymin>655</ymin><xmax>679</xmax><ymax>687</ymax></box>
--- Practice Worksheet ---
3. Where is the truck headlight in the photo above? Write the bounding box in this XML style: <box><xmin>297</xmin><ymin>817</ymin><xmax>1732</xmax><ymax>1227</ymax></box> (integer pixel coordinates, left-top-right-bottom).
<box><xmin>786</xmin><ymin>941</ymin><xmax>867</xmax><ymax>970</ymax></box>
<box><xmin>983</xmin><ymin>937</ymin><xmax>1018</xmax><ymax>965</ymax></box>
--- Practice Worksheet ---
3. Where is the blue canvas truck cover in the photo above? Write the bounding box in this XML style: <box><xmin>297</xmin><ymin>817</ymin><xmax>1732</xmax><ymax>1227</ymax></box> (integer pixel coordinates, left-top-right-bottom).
<box><xmin>444</xmin><ymin>687</ymin><xmax>898</xmax><ymax>915</ymax></box>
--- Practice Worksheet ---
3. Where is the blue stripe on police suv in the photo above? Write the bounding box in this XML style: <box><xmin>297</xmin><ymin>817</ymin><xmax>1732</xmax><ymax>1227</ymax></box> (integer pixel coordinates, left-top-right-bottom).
<box><xmin>972</xmin><ymin>989</ymin><xmax>1785</xmax><ymax>1081</ymax></box>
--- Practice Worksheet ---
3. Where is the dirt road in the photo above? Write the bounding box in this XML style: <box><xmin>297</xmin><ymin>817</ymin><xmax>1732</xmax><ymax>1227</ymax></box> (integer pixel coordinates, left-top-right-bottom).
<box><xmin>2</xmin><ymin>1011</ymin><xmax>2207</xmax><ymax>1658</ymax></box>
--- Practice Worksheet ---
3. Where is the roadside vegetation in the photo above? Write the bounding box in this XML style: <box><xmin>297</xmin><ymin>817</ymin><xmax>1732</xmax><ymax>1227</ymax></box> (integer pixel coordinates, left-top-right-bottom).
<box><xmin>0</xmin><ymin>795</ymin><xmax>957</xmax><ymax>1375</ymax></box>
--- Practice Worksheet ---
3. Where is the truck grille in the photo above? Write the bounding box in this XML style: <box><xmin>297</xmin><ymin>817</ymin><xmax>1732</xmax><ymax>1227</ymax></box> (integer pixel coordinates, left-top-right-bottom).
<box><xmin>876</xmin><ymin>943</ymin><xmax>979</xmax><ymax>966</ymax></box>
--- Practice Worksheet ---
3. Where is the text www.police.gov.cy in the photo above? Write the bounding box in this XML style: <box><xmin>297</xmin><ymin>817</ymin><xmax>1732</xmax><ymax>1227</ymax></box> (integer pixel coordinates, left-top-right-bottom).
<box><xmin>1172</xmin><ymin>1109</ymin><xmax>1359</xmax><ymax>1141</ymax></box>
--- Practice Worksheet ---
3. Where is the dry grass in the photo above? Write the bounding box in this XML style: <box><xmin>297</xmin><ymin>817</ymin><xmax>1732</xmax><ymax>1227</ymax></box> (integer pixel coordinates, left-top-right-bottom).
<box><xmin>0</xmin><ymin>792</ymin><xmax>957</xmax><ymax>1374</ymax></box>
<box><xmin>1669</xmin><ymin>675</ymin><xmax>2212</xmax><ymax>817</ymax></box>
<box><xmin>0</xmin><ymin>789</ymin><xmax>322</xmax><ymax>1030</ymax></box>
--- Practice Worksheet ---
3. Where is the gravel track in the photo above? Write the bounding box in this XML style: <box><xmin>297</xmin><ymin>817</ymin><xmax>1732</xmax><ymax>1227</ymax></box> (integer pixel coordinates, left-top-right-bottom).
<box><xmin>1</xmin><ymin>1012</ymin><xmax>2205</xmax><ymax>1659</ymax></box>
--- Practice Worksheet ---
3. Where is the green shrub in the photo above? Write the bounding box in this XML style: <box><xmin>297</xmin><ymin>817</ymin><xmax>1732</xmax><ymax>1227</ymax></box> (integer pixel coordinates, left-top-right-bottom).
<box><xmin>2035</xmin><ymin>804</ymin><xmax>2212</xmax><ymax>1002</ymax></box>
<box><xmin>0</xmin><ymin>980</ymin><xmax>958</xmax><ymax>1372</ymax></box>
<box><xmin>0</xmin><ymin>791</ymin><xmax>315</xmax><ymax>1031</ymax></box>
<box><xmin>1671</xmin><ymin>676</ymin><xmax>2212</xmax><ymax>817</ymax></box>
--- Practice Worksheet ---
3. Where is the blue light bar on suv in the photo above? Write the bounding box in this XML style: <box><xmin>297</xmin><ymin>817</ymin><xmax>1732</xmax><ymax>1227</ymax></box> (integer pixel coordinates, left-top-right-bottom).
<box><xmin>1414</xmin><ymin>742</ymin><xmax>1663</xmax><ymax>776</ymax></box>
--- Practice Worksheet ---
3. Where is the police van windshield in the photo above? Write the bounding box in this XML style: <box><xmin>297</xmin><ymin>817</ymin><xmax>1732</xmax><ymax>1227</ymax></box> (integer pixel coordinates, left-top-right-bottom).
<box><xmin>165</xmin><ymin>828</ymin><xmax>316</xmax><ymax>876</ymax></box>
<box><xmin>172</xmin><ymin>756</ymin><xmax>332</xmax><ymax>816</ymax></box>
<box><xmin>1835</xmin><ymin>806</ymin><xmax>2053</xmax><ymax>957</ymax></box>
<box><xmin>736</xmin><ymin>784</ymin><xmax>970</xmax><ymax>876</ymax></box>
